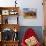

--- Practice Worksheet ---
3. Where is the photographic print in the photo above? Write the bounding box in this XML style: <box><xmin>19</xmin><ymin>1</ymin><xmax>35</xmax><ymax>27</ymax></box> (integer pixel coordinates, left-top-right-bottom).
<box><xmin>2</xmin><ymin>10</ymin><xmax>9</xmax><ymax>15</ymax></box>
<box><xmin>23</xmin><ymin>8</ymin><xmax>37</xmax><ymax>19</ymax></box>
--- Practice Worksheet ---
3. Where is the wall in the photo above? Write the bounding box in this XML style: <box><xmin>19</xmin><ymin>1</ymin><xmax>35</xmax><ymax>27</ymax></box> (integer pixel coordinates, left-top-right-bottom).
<box><xmin>18</xmin><ymin>0</ymin><xmax>44</xmax><ymax>26</ymax></box>
<box><xmin>0</xmin><ymin>0</ymin><xmax>15</xmax><ymax>7</ymax></box>
<box><xmin>0</xmin><ymin>0</ymin><xmax>44</xmax><ymax>26</ymax></box>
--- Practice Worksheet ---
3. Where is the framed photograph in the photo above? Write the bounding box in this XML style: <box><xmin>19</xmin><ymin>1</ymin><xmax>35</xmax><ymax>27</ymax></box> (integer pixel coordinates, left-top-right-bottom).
<box><xmin>9</xmin><ymin>10</ymin><xmax>18</xmax><ymax>15</ymax></box>
<box><xmin>2</xmin><ymin>10</ymin><xmax>9</xmax><ymax>15</ymax></box>
<box><xmin>10</xmin><ymin>11</ymin><xmax>15</xmax><ymax>15</ymax></box>
<box><xmin>23</xmin><ymin>8</ymin><xmax>37</xmax><ymax>19</ymax></box>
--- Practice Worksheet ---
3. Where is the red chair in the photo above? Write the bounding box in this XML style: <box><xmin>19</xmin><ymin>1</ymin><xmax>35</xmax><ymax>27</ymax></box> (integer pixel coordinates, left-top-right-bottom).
<box><xmin>21</xmin><ymin>28</ymin><xmax>41</xmax><ymax>46</ymax></box>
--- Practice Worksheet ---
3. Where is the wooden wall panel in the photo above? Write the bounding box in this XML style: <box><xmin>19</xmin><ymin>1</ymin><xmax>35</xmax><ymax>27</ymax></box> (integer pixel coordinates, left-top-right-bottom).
<box><xmin>44</xmin><ymin>0</ymin><xmax>46</xmax><ymax>26</ymax></box>
<box><xmin>43</xmin><ymin>0</ymin><xmax>46</xmax><ymax>45</ymax></box>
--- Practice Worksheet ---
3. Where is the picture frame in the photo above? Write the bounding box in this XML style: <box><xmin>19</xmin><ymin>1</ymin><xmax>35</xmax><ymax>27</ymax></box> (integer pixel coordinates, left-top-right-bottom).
<box><xmin>23</xmin><ymin>8</ymin><xmax>37</xmax><ymax>19</ymax></box>
<box><xmin>2</xmin><ymin>10</ymin><xmax>9</xmax><ymax>15</ymax></box>
<box><xmin>9</xmin><ymin>10</ymin><xmax>18</xmax><ymax>15</ymax></box>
